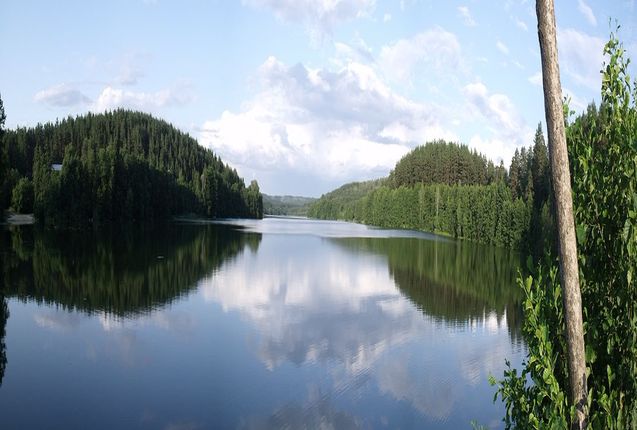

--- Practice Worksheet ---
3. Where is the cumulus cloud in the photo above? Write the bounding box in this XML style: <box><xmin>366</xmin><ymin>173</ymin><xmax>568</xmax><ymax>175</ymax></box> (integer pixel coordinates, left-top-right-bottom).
<box><xmin>378</xmin><ymin>28</ymin><xmax>463</xmax><ymax>84</ymax></box>
<box><xmin>457</xmin><ymin>6</ymin><xmax>476</xmax><ymax>27</ymax></box>
<box><xmin>577</xmin><ymin>0</ymin><xmax>597</xmax><ymax>26</ymax></box>
<box><xmin>383</xmin><ymin>12</ymin><xmax>391</xmax><ymax>22</ymax></box>
<box><xmin>515</xmin><ymin>17</ymin><xmax>528</xmax><ymax>32</ymax></box>
<box><xmin>199</xmin><ymin>56</ymin><xmax>456</xmax><ymax>192</ymax></box>
<box><xmin>496</xmin><ymin>40</ymin><xmax>509</xmax><ymax>55</ymax></box>
<box><xmin>528</xmin><ymin>71</ymin><xmax>542</xmax><ymax>86</ymax></box>
<box><xmin>563</xmin><ymin>87</ymin><xmax>589</xmax><ymax>114</ymax></box>
<box><xmin>243</xmin><ymin>0</ymin><xmax>375</xmax><ymax>43</ymax></box>
<box><xmin>333</xmin><ymin>37</ymin><xmax>374</xmax><ymax>65</ymax></box>
<box><xmin>118</xmin><ymin>63</ymin><xmax>145</xmax><ymax>86</ymax></box>
<box><xmin>34</xmin><ymin>83</ymin><xmax>92</xmax><ymax>107</ymax></box>
<box><xmin>558</xmin><ymin>28</ymin><xmax>605</xmax><ymax>90</ymax></box>
<box><xmin>463</xmin><ymin>81</ymin><xmax>532</xmax><ymax>162</ymax></box>
<box><xmin>92</xmin><ymin>82</ymin><xmax>195</xmax><ymax>112</ymax></box>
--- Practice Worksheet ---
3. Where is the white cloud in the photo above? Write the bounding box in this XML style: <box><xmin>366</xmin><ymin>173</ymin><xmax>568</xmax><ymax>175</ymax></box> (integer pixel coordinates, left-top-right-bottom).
<box><xmin>92</xmin><ymin>83</ymin><xmax>195</xmax><ymax>112</ymax></box>
<box><xmin>528</xmin><ymin>71</ymin><xmax>542</xmax><ymax>86</ymax></box>
<box><xmin>383</xmin><ymin>12</ymin><xmax>391</xmax><ymax>22</ymax></box>
<box><xmin>577</xmin><ymin>0</ymin><xmax>597</xmax><ymax>26</ymax></box>
<box><xmin>457</xmin><ymin>6</ymin><xmax>476</xmax><ymax>27</ymax></box>
<box><xmin>333</xmin><ymin>36</ymin><xmax>374</xmax><ymax>65</ymax></box>
<box><xmin>116</xmin><ymin>52</ymin><xmax>151</xmax><ymax>86</ymax></box>
<box><xmin>199</xmin><ymin>56</ymin><xmax>457</xmax><ymax>192</ymax></box>
<box><xmin>515</xmin><ymin>17</ymin><xmax>528</xmax><ymax>32</ymax></box>
<box><xmin>379</xmin><ymin>28</ymin><xmax>463</xmax><ymax>84</ymax></box>
<box><xmin>563</xmin><ymin>87</ymin><xmax>589</xmax><ymax>114</ymax></box>
<box><xmin>118</xmin><ymin>64</ymin><xmax>144</xmax><ymax>86</ymax></box>
<box><xmin>496</xmin><ymin>40</ymin><xmax>509</xmax><ymax>55</ymax></box>
<box><xmin>463</xmin><ymin>81</ymin><xmax>533</xmax><ymax>162</ymax></box>
<box><xmin>558</xmin><ymin>28</ymin><xmax>605</xmax><ymax>90</ymax></box>
<box><xmin>34</xmin><ymin>84</ymin><xmax>91</xmax><ymax>107</ymax></box>
<box><xmin>243</xmin><ymin>0</ymin><xmax>375</xmax><ymax>43</ymax></box>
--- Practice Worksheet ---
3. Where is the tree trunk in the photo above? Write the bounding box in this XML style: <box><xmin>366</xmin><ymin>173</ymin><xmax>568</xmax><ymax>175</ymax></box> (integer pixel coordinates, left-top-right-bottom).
<box><xmin>535</xmin><ymin>1</ymin><xmax>588</xmax><ymax>428</ymax></box>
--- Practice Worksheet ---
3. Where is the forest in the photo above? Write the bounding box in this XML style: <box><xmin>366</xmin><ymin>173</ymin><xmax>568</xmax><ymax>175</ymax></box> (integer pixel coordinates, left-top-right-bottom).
<box><xmin>262</xmin><ymin>194</ymin><xmax>317</xmax><ymax>216</ymax></box>
<box><xmin>0</xmin><ymin>109</ymin><xmax>263</xmax><ymax>226</ymax></box>
<box><xmin>309</xmin><ymin>136</ymin><xmax>552</xmax><ymax>253</ymax></box>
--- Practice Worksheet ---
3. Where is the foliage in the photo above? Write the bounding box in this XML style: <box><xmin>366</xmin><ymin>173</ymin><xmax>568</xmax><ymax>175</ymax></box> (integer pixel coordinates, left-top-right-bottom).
<box><xmin>263</xmin><ymin>194</ymin><xmax>317</xmax><ymax>216</ymax></box>
<box><xmin>1</xmin><ymin>109</ymin><xmax>263</xmax><ymax>225</ymax></box>
<box><xmin>307</xmin><ymin>178</ymin><xmax>385</xmax><ymax>220</ymax></box>
<box><xmin>388</xmin><ymin>140</ymin><xmax>507</xmax><ymax>187</ymax></box>
<box><xmin>310</xmin><ymin>139</ymin><xmax>551</xmax><ymax>251</ymax></box>
<box><xmin>10</xmin><ymin>177</ymin><xmax>33</xmax><ymax>213</ymax></box>
<box><xmin>0</xmin><ymin>93</ymin><xmax>7</xmax><ymax>213</ymax></box>
<box><xmin>494</xmin><ymin>30</ymin><xmax>637</xmax><ymax>429</ymax></box>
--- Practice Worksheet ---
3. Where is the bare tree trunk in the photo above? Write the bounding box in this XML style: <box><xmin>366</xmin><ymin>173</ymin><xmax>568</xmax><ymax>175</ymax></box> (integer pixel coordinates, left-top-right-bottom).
<box><xmin>535</xmin><ymin>1</ymin><xmax>588</xmax><ymax>428</ymax></box>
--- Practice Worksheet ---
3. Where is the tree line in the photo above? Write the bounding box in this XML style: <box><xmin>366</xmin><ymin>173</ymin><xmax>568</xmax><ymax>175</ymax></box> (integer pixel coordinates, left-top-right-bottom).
<box><xmin>309</xmin><ymin>134</ymin><xmax>552</xmax><ymax>252</ymax></box>
<box><xmin>0</xmin><ymin>108</ymin><xmax>263</xmax><ymax>226</ymax></box>
<box><xmin>262</xmin><ymin>194</ymin><xmax>317</xmax><ymax>216</ymax></box>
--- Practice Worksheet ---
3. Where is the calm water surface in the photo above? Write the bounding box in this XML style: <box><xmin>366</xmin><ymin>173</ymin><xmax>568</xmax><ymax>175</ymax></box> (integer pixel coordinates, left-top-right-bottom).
<box><xmin>0</xmin><ymin>218</ymin><xmax>526</xmax><ymax>429</ymax></box>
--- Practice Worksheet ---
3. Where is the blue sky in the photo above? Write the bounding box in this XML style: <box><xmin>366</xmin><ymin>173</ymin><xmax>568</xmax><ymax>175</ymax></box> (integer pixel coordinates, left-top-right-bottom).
<box><xmin>1</xmin><ymin>0</ymin><xmax>636</xmax><ymax>196</ymax></box>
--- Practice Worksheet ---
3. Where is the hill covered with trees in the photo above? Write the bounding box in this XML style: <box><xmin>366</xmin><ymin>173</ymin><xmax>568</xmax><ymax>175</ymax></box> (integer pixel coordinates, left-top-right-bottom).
<box><xmin>262</xmin><ymin>194</ymin><xmax>316</xmax><ymax>216</ymax></box>
<box><xmin>309</xmin><ymin>137</ymin><xmax>551</xmax><ymax>252</ymax></box>
<box><xmin>0</xmin><ymin>109</ymin><xmax>263</xmax><ymax>226</ymax></box>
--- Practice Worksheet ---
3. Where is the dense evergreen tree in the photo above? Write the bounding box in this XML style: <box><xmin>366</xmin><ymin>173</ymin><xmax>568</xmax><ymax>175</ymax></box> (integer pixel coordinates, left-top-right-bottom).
<box><xmin>262</xmin><ymin>194</ymin><xmax>316</xmax><ymax>216</ymax></box>
<box><xmin>0</xmin><ymin>93</ymin><xmax>8</xmax><ymax>213</ymax></box>
<box><xmin>310</xmin><ymin>140</ymin><xmax>551</xmax><ymax>250</ymax></box>
<box><xmin>0</xmin><ymin>110</ymin><xmax>262</xmax><ymax>224</ymax></box>
<box><xmin>388</xmin><ymin>140</ymin><xmax>503</xmax><ymax>187</ymax></box>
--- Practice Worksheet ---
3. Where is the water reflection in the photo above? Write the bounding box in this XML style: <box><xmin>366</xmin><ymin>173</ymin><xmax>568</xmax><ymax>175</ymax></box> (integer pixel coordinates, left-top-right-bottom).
<box><xmin>332</xmin><ymin>237</ymin><xmax>524</xmax><ymax>336</ymax></box>
<box><xmin>1</xmin><ymin>224</ymin><xmax>261</xmax><ymax>316</ymax></box>
<box><xmin>0</xmin><ymin>224</ymin><xmax>261</xmax><ymax>388</ymax></box>
<box><xmin>0</xmin><ymin>220</ymin><xmax>523</xmax><ymax>428</ymax></box>
<box><xmin>0</xmin><ymin>296</ymin><xmax>7</xmax><ymax>386</ymax></box>
<box><xmin>199</xmin><ymin>230</ymin><xmax>524</xmax><ymax>425</ymax></box>
<box><xmin>239</xmin><ymin>392</ymin><xmax>361</xmax><ymax>430</ymax></box>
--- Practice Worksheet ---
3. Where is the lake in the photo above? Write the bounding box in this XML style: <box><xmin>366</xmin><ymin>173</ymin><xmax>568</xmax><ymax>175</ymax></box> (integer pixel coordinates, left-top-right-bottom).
<box><xmin>0</xmin><ymin>218</ymin><xmax>526</xmax><ymax>429</ymax></box>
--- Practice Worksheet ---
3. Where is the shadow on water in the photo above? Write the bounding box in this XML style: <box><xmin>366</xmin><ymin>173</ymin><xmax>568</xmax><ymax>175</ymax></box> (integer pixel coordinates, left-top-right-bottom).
<box><xmin>331</xmin><ymin>236</ymin><xmax>524</xmax><ymax>339</ymax></box>
<box><xmin>0</xmin><ymin>223</ymin><xmax>262</xmax><ymax>386</ymax></box>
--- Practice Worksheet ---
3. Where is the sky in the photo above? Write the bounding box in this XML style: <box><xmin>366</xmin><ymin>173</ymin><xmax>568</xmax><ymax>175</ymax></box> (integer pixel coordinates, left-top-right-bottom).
<box><xmin>1</xmin><ymin>0</ymin><xmax>636</xmax><ymax>197</ymax></box>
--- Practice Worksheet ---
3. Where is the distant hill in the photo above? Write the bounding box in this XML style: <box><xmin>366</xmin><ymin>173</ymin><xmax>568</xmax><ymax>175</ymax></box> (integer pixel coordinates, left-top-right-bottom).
<box><xmin>263</xmin><ymin>194</ymin><xmax>316</xmax><ymax>216</ymax></box>
<box><xmin>306</xmin><ymin>178</ymin><xmax>385</xmax><ymax>220</ymax></box>
<box><xmin>0</xmin><ymin>109</ymin><xmax>263</xmax><ymax>225</ymax></box>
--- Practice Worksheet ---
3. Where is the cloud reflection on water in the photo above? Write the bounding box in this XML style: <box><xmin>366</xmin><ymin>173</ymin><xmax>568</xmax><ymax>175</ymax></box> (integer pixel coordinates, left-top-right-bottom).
<box><xmin>199</xmin><ymin>234</ymin><xmax>522</xmax><ymax>423</ymax></box>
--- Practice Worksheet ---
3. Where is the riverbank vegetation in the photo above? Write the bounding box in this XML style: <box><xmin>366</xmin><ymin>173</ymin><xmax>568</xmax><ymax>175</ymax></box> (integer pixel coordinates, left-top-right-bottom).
<box><xmin>309</xmin><ymin>135</ymin><xmax>552</xmax><ymax>253</ymax></box>
<box><xmin>0</xmin><ymin>109</ymin><xmax>263</xmax><ymax>226</ymax></box>
<box><xmin>493</xmin><ymin>31</ymin><xmax>637</xmax><ymax>428</ymax></box>
<box><xmin>262</xmin><ymin>194</ymin><xmax>316</xmax><ymax>216</ymax></box>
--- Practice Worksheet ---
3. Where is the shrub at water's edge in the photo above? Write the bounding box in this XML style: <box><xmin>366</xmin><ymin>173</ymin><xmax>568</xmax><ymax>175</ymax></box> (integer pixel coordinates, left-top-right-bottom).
<box><xmin>493</xmin><ymin>30</ymin><xmax>637</xmax><ymax>429</ymax></box>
